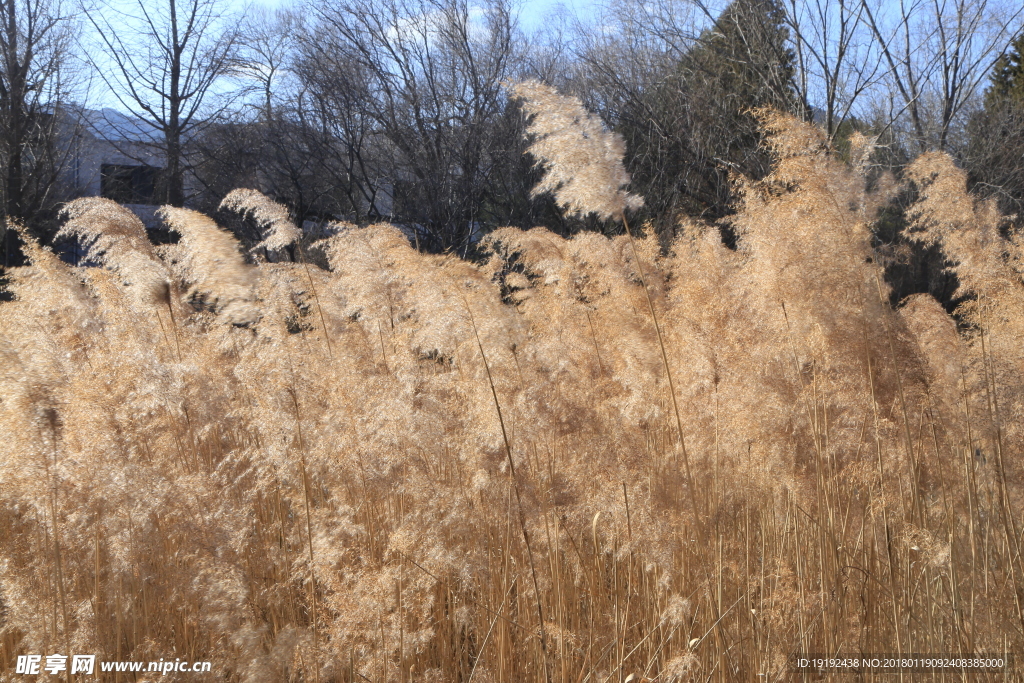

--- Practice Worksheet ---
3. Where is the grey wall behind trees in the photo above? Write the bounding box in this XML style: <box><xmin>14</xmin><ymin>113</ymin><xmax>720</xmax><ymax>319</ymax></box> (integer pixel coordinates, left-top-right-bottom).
<box><xmin>1</xmin><ymin>0</ymin><xmax>1023</xmax><ymax>270</ymax></box>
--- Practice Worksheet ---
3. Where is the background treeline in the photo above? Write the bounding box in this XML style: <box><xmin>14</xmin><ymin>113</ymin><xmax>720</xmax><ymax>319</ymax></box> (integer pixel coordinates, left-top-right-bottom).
<box><xmin>1</xmin><ymin>0</ymin><xmax>1023</xmax><ymax>296</ymax></box>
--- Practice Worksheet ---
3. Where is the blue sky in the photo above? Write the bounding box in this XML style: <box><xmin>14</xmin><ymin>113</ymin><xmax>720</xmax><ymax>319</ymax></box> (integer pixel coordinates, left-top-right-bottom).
<box><xmin>520</xmin><ymin>0</ymin><xmax>598</xmax><ymax>29</ymax></box>
<box><xmin>242</xmin><ymin>0</ymin><xmax>595</xmax><ymax>31</ymax></box>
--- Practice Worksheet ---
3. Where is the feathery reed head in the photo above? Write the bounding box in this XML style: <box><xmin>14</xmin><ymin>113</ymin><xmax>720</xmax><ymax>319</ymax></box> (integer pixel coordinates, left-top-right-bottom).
<box><xmin>56</xmin><ymin>197</ymin><xmax>171</xmax><ymax>305</ymax></box>
<box><xmin>59</xmin><ymin>196</ymin><xmax>150</xmax><ymax>245</ymax></box>
<box><xmin>158</xmin><ymin>206</ymin><xmax>259</xmax><ymax>325</ymax></box>
<box><xmin>510</xmin><ymin>80</ymin><xmax>643</xmax><ymax>220</ymax></box>
<box><xmin>220</xmin><ymin>189</ymin><xmax>302</xmax><ymax>252</ymax></box>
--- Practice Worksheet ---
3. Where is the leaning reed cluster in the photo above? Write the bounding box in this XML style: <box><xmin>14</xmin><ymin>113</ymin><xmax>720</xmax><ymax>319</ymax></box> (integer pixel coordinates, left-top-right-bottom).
<box><xmin>0</xmin><ymin>92</ymin><xmax>1022</xmax><ymax>681</ymax></box>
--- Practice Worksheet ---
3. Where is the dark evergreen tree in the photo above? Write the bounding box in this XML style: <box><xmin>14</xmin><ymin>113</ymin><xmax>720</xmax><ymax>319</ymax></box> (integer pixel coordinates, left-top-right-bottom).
<box><xmin>617</xmin><ymin>0</ymin><xmax>801</xmax><ymax>235</ymax></box>
<box><xmin>965</xmin><ymin>33</ymin><xmax>1024</xmax><ymax>215</ymax></box>
<box><xmin>986</xmin><ymin>33</ymin><xmax>1024</xmax><ymax>106</ymax></box>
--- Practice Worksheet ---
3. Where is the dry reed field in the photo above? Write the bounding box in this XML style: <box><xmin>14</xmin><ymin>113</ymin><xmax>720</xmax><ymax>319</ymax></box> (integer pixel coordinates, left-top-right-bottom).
<box><xmin>2</xmin><ymin>84</ymin><xmax>1024</xmax><ymax>681</ymax></box>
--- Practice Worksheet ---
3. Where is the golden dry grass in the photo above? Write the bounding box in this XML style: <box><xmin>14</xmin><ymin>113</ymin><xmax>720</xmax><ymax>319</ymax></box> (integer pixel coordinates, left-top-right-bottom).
<box><xmin>1</xmin><ymin>103</ymin><xmax>1023</xmax><ymax>681</ymax></box>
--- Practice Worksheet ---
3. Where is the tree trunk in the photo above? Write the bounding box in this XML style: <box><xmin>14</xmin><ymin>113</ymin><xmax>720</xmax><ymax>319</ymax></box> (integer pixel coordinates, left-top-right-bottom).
<box><xmin>3</xmin><ymin>0</ymin><xmax>24</xmax><ymax>220</ymax></box>
<box><xmin>165</xmin><ymin>131</ymin><xmax>185</xmax><ymax>206</ymax></box>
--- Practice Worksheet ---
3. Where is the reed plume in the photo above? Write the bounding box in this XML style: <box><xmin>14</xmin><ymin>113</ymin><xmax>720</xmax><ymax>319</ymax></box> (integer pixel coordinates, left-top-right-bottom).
<box><xmin>220</xmin><ymin>188</ymin><xmax>302</xmax><ymax>253</ymax></box>
<box><xmin>511</xmin><ymin>80</ymin><xmax>643</xmax><ymax>220</ymax></box>
<box><xmin>57</xmin><ymin>197</ymin><xmax>172</xmax><ymax>307</ymax></box>
<box><xmin>158</xmin><ymin>206</ymin><xmax>259</xmax><ymax>325</ymax></box>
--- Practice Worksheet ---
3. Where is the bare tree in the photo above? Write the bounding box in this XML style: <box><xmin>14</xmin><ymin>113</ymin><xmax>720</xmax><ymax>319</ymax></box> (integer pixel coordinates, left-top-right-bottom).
<box><xmin>860</xmin><ymin>0</ymin><xmax>1023</xmax><ymax>152</ymax></box>
<box><xmin>191</xmin><ymin>7</ymin><xmax>384</xmax><ymax>228</ymax></box>
<box><xmin>303</xmin><ymin>0</ymin><xmax>528</xmax><ymax>251</ymax></box>
<box><xmin>230</xmin><ymin>6</ymin><xmax>298</xmax><ymax>122</ymax></box>
<box><xmin>192</xmin><ymin>9</ymin><xmax>332</xmax><ymax>224</ymax></box>
<box><xmin>83</xmin><ymin>0</ymin><xmax>237</xmax><ymax>206</ymax></box>
<box><xmin>0</xmin><ymin>0</ymin><xmax>77</xmax><ymax>265</ymax></box>
<box><xmin>784</xmin><ymin>0</ymin><xmax>884</xmax><ymax>140</ymax></box>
